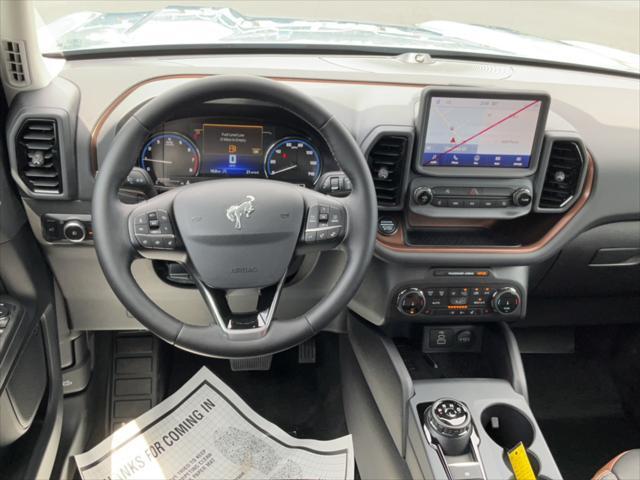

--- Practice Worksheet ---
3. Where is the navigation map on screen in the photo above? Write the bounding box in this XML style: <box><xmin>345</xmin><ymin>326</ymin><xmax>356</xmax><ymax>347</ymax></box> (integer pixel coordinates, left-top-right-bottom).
<box><xmin>422</xmin><ymin>97</ymin><xmax>543</xmax><ymax>168</ymax></box>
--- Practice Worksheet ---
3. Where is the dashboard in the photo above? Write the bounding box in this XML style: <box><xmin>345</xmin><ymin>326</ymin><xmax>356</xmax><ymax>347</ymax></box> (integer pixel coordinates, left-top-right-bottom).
<box><xmin>4</xmin><ymin>53</ymin><xmax>639</xmax><ymax>332</ymax></box>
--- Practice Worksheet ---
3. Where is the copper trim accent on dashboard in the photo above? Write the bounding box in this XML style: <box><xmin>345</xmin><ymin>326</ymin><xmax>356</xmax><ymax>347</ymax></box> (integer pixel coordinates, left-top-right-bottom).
<box><xmin>377</xmin><ymin>155</ymin><xmax>595</xmax><ymax>255</ymax></box>
<box><xmin>89</xmin><ymin>74</ymin><xmax>425</xmax><ymax>173</ymax></box>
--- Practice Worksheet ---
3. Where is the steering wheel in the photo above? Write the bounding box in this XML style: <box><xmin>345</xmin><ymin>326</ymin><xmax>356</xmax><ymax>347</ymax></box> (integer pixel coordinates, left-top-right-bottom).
<box><xmin>92</xmin><ymin>75</ymin><xmax>377</xmax><ymax>358</ymax></box>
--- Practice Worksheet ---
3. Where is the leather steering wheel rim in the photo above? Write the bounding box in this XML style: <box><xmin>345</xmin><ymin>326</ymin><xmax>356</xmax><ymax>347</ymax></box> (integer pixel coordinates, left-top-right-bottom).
<box><xmin>92</xmin><ymin>75</ymin><xmax>377</xmax><ymax>358</ymax></box>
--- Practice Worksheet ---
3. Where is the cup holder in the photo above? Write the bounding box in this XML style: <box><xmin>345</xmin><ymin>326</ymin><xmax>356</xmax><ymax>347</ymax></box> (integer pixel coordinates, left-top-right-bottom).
<box><xmin>480</xmin><ymin>404</ymin><xmax>535</xmax><ymax>449</ymax></box>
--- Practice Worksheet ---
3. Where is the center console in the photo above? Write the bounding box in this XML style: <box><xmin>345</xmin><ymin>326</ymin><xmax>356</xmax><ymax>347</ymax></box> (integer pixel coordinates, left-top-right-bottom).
<box><xmin>344</xmin><ymin>317</ymin><xmax>562</xmax><ymax>480</ymax></box>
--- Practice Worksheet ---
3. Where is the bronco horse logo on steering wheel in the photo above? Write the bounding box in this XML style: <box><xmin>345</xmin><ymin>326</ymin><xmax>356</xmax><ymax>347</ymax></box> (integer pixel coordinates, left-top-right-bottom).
<box><xmin>226</xmin><ymin>195</ymin><xmax>256</xmax><ymax>230</ymax></box>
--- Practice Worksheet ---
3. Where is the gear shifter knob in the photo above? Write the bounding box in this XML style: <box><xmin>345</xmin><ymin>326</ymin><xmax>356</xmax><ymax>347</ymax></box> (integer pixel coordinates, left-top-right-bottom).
<box><xmin>425</xmin><ymin>398</ymin><xmax>472</xmax><ymax>456</ymax></box>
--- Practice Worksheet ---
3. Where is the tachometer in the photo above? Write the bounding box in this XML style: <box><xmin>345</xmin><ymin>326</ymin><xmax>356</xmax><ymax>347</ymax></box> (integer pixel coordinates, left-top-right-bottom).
<box><xmin>140</xmin><ymin>133</ymin><xmax>200</xmax><ymax>186</ymax></box>
<box><xmin>265</xmin><ymin>138</ymin><xmax>321</xmax><ymax>186</ymax></box>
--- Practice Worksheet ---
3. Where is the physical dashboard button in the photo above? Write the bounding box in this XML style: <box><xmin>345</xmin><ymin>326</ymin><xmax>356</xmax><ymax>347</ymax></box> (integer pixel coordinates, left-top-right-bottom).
<box><xmin>378</xmin><ymin>217</ymin><xmax>398</xmax><ymax>235</ymax></box>
<box><xmin>456</xmin><ymin>330</ymin><xmax>474</xmax><ymax>346</ymax></box>
<box><xmin>429</xmin><ymin>328</ymin><xmax>454</xmax><ymax>348</ymax></box>
<box><xmin>427</xmin><ymin>295</ymin><xmax>446</xmax><ymax>307</ymax></box>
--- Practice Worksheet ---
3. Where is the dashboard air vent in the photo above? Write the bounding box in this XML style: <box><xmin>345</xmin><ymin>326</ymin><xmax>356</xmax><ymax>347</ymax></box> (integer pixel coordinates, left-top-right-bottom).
<box><xmin>3</xmin><ymin>40</ymin><xmax>30</xmax><ymax>87</ymax></box>
<box><xmin>15</xmin><ymin>119</ymin><xmax>62</xmax><ymax>194</ymax></box>
<box><xmin>368</xmin><ymin>135</ymin><xmax>409</xmax><ymax>207</ymax></box>
<box><xmin>539</xmin><ymin>140</ymin><xmax>584</xmax><ymax>209</ymax></box>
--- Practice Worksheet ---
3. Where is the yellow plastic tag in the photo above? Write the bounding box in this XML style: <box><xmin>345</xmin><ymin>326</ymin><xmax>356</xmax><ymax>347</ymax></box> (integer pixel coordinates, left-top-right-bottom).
<box><xmin>508</xmin><ymin>442</ymin><xmax>537</xmax><ymax>480</ymax></box>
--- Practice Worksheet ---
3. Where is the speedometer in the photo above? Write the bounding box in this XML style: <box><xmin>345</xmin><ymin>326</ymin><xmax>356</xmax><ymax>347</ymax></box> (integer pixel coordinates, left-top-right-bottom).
<box><xmin>264</xmin><ymin>138</ymin><xmax>321</xmax><ymax>186</ymax></box>
<box><xmin>140</xmin><ymin>133</ymin><xmax>200</xmax><ymax>186</ymax></box>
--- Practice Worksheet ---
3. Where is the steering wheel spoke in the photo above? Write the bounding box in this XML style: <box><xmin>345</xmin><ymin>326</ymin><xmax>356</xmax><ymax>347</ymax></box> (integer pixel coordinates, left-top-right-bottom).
<box><xmin>192</xmin><ymin>271</ymin><xmax>286</xmax><ymax>341</ymax></box>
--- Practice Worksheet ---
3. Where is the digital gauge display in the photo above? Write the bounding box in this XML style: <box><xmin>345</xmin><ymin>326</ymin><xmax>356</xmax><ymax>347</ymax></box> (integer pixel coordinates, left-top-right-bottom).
<box><xmin>202</xmin><ymin>123</ymin><xmax>264</xmax><ymax>177</ymax></box>
<box><xmin>138</xmin><ymin>120</ymin><xmax>325</xmax><ymax>187</ymax></box>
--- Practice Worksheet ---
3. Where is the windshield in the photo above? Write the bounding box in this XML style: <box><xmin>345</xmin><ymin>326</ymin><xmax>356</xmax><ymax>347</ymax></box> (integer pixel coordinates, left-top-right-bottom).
<box><xmin>35</xmin><ymin>0</ymin><xmax>640</xmax><ymax>75</ymax></box>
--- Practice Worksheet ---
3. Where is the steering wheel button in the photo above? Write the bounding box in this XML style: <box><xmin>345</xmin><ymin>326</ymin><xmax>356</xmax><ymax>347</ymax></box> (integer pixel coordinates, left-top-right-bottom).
<box><xmin>160</xmin><ymin>223</ymin><xmax>173</xmax><ymax>234</ymax></box>
<box><xmin>306</xmin><ymin>206</ymin><xmax>319</xmax><ymax>228</ymax></box>
<box><xmin>151</xmin><ymin>237</ymin><xmax>163</xmax><ymax>248</ymax></box>
<box><xmin>304</xmin><ymin>231</ymin><xmax>317</xmax><ymax>243</ymax></box>
<box><xmin>318</xmin><ymin>212</ymin><xmax>329</xmax><ymax>223</ymax></box>
<box><xmin>158</xmin><ymin>210</ymin><xmax>170</xmax><ymax>222</ymax></box>
<box><xmin>162</xmin><ymin>236</ymin><xmax>176</xmax><ymax>249</ymax></box>
<box><xmin>135</xmin><ymin>224</ymin><xmax>149</xmax><ymax>235</ymax></box>
<box><xmin>317</xmin><ymin>229</ymin><xmax>329</xmax><ymax>241</ymax></box>
<box><xmin>328</xmin><ymin>227</ymin><xmax>341</xmax><ymax>240</ymax></box>
<box><xmin>134</xmin><ymin>215</ymin><xmax>148</xmax><ymax>225</ymax></box>
<box><xmin>149</xmin><ymin>219</ymin><xmax>160</xmax><ymax>229</ymax></box>
<box><xmin>329</xmin><ymin>208</ymin><xmax>343</xmax><ymax>226</ymax></box>
<box><xmin>137</xmin><ymin>235</ymin><xmax>152</xmax><ymax>248</ymax></box>
<box><xmin>147</xmin><ymin>211</ymin><xmax>158</xmax><ymax>220</ymax></box>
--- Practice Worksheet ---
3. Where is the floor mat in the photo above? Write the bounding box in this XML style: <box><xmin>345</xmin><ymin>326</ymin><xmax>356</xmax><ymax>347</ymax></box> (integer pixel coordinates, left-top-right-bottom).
<box><xmin>165</xmin><ymin>333</ymin><xmax>348</xmax><ymax>441</ymax></box>
<box><xmin>75</xmin><ymin>366</ymin><xmax>354</xmax><ymax>480</ymax></box>
<box><xmin>523</xmin><ymin>352</ymin><xmax>640</xmax><ymax>480</ymax></box>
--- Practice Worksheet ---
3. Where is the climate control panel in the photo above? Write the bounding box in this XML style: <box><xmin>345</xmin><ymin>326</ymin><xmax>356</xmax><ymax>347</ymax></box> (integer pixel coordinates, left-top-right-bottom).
<box><xmin>409</xmin><ymin>177</ymin><xmax>534</xmax><ymax>219</ymax></box>
<box><xmin>396</xmin><ymin>285</ymin><xmax>522</xmax><ymax>318</ymax></box>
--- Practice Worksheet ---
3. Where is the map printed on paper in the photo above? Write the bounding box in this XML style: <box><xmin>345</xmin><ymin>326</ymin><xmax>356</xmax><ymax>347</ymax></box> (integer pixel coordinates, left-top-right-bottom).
<box><xmin>75</xmin><ymin>367</ymin><xmax>354</xmax><ymax>480</ymax></box>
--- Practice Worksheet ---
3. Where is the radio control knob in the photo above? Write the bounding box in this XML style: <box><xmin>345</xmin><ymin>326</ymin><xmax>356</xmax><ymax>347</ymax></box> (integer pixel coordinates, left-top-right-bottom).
<box><xmin>396</xmin><ymin>288</ymin><xmax>426</xmax><ymax>316</ymax></box>
<box><xmin>512</xmin><ymin>188</ymin><xmax>533</xmax><ymax>207</ymax></box>
<box><xmin>63</xmin><ymin>220</ymin><xmax>86</xmax><ymax>243</ymax></box>
<box><xmin>491</xmin><ymin>287</ymin><xmax>521</xmax><ymax>315</ymax></box>
<box><xmin>413</xmin><ymin>187</ymin><xmax>433</xmax><ymax>206</ymax></box>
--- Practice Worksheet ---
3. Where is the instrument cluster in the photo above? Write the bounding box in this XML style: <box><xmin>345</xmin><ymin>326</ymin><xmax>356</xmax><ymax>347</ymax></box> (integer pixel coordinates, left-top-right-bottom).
<box><xmin>138</xmin><ymin>116</ymin><xmax>334</xmax><ymax>189</ymax></box>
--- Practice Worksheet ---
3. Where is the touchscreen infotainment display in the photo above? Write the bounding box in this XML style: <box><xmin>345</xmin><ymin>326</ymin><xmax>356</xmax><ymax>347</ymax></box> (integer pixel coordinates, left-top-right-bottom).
<box><xmin>421</xmin><ymin>96</ymin><xmax>543</xmax><ymax>169</ymax></box>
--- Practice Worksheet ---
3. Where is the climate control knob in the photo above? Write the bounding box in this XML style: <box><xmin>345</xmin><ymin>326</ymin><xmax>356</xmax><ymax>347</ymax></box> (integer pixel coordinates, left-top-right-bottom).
<box><xmin>396</xmin><ymin>288</ymin><xmax>426</xmax><ymax>316</ymax></box>
<box><xmin>413</xmin><ymin>187</ymin><xmax>433</xmax><ymax>206</ymax></box>
<box><xmin>63</xmin><ymin>220</ymin><xmax>86</xmax><ymax>243</ymax></box>
<box><xmin>512</xmin><ymin>188</ymin><xmax>533</xmax><ymax>207</ymax></box>
<box><xmin>491</xmin><ymin>287</ymin><xmax>521</xmax><ymax>315</ymax></box>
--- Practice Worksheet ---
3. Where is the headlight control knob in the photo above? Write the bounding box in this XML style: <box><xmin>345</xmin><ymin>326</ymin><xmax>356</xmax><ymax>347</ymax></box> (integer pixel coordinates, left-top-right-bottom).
<box><xmin>63</xmin><ymin>220</ymin><xmax>86</xmax><ymax>243</ymax></box>
<box><xmin>491</xmin><ymin>287</ymin><xmax>521</xmax><ymax>315</ymax></box>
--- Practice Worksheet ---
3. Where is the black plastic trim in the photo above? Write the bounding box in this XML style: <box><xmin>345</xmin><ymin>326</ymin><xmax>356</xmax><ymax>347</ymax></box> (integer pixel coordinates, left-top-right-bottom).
<box><xmin>41</xmin><ymin>45</ymin><xmax>640</xmax><ymax>80</ymax></box>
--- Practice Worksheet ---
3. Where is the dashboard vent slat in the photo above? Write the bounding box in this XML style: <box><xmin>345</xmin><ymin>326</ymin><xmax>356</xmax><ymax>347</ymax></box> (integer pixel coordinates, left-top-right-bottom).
<box><xmin>2</xmin><ymin>40</ymin><xmax>30</xmax><ymax>87</ymax></box>
<box><xmin>539</xmin><ymin>140</ymin><xmax>584</xmax><ymax>209</ymax></box>
<box><xmin>15</xmin><ymin>119</ymin><xmax>63</xmax><ymax>194</ymax></box>
<box><xmin>368</xmin><ymin>135</ymin><xmax>409</xmax><ymax>207</ymax></box>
